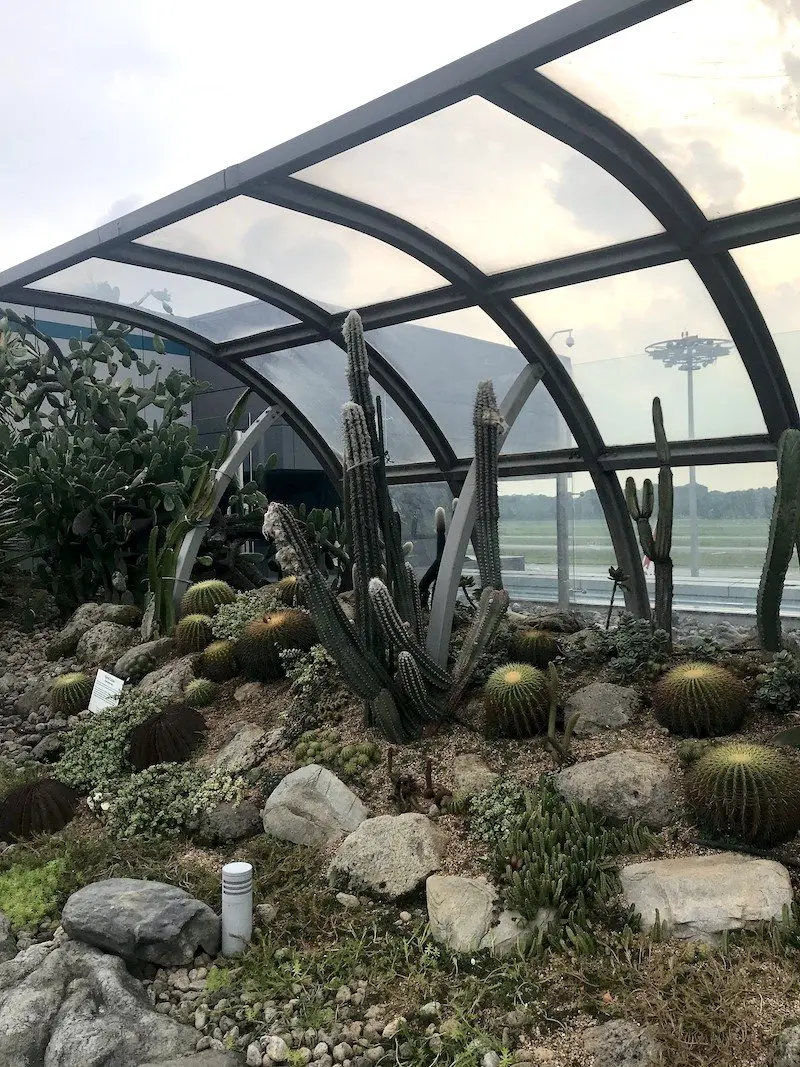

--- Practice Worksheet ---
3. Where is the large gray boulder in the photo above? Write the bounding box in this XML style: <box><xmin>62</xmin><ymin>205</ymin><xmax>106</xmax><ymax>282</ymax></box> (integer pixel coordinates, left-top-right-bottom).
<box><xmin>138</xmin><ymin>1056</ymin><xmax>243</xmax><ymax>1067</ymax></box>
<box><xmin>47</xmin><ymin>602</ymin><xmax>142</xmax><ymax>660</ymax></box>
<box><xmin>138</xmin><ymin>654</ymin><xmax>197</xmax><ymax>701</ymax></box>
<box><xmin>61</xmin><ymin>878</ymin><xmax>220</xmax><ymax>965</ymax></box>
<box><xmin>554</xmin><ymin>750</ymin><xmax>678</xmax><ymax>829</ymax></box>
<box><xmin>263</xmin><ymin>764</ymin><xmax>368</xmax><ymax>847</ymax></box>
<box><xmin>329</xmin><ymin>813</ymin><xmax>445</xmax><ymax>899</ymax></box>
<box><xmin>0</xmin><ymin>912</ymin><xmax>16</xmax><ymax>963</ymax></box>
<box><xmin>620</xmin><ymin>854</ymin><xmax>793</xmax><ymax>941</ymax></box>
<box><xmin>214</xmin><ymin>724</ymin><xmax>268</xmax><ymax>775</ymax></box>
<box><xmin>114</xmin><ymin>637</ymin><xmax>177</xmax><ymax>683</ymax></box>
<box><xmin>426</xmin><ymin>875</ymin><xmax>552</xmax><ymax>957</ymax></box>
<box><xmin>583</xmin><ymin>1020</ymin><xmax>662</xmax><ymax>1066</ymax></box>
<box><xmin>76</xmin><ymin>622</ymin><xmax>138</xmax><ymax>669</ymax></box>
<box><xmin>566</xmin><ymin>681</ymin><xmax>640</xmax><ymax>735</ymax></box>
<box><xmin>774</xmin><ymin>1025</ymin><xmax>800</xmax><ymax>1067</ymax></box>
<box><xmin>0</xmin><ymin>939</ymin><xmax>197</xmax><ymax>1067</ymax></box>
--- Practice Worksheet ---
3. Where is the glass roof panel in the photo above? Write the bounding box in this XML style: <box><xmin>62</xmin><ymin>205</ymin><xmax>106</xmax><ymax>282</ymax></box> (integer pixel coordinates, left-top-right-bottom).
<box><xmin>515</xmin><ymin>261</ymin><xmax>766</xmax><ymax>445</ymax></box>
<box><xmin>244</xmin><ymin>340</ymin><xmax>433</xmax><ymax>465</ymax></box>
<box><xmin>733</xmin><ymin>235</ymin><xmax>800</xmax><ymax>400</ymax></box>
<box><xmin>298</xmin><ymin>96</ymin><xmax>662</xmax><ymax>274</ymax></box>
<box><xmin>137</xmin><ymin>196</ymin><xmax>445</xmax><ymax>308</ymax></box>
<box><xmin>540</xmin><ymin>0</ymin><xmax>800</xmax><ymax>218</ymax></box>
<box><xmin>27</xmin><ymin>257</ymin><xmax>297</xmax><ymax>342</ymax></box>
<box><xmin>368</xmin><ymin>307</ymin><xmax>572</xmax><ymax>458</ymax></box>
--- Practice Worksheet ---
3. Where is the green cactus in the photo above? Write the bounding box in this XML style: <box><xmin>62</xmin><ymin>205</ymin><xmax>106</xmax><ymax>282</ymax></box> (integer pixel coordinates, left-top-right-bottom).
<box><xmin>419</xmin><ymin>506</ymin><xmax>447</xmax><ymax>608</ymax></box>
<box><xmin>50</xmin><ymin>672</ymin><xmax>92</xmax><ymax>715</ymax></box>
<box><xmin>274</xmin><ymin>575</ymin><xmax>305</xmax><ymax>608</ymax></box>
<box><xmin>196</xmin><ymin>639</ymin><xmax>238</xmax><ymax>682</ymax></box>
<box><xmin>184</xmin><ymin>678</ymin><xmax>218</xmax><ymax>707</ymax></box>
<box><xmin>686</xmin><ymin>742</ymin><xmax>800</xmax><ymax>846</ymax></box>
<box><xmin>484</xmin><ymin>662</ymin><xmax>551</xmax><ymax>739</ymax></box>
<box><xmin>652</xmin><ymin>662</ymin><xmax>748</xmax><ymax>737</ymax></box>
<box><xmin>174</xmin><ymin>613</ymin><xmax>213</xmax><ymax>654</ymax></box>
<box><xmin>510</xmin><ymin>628</ymin><xmax>561</xmax><ymax>669</ymax></box>
<box><xmin>625</xmin><ymin>397</ymin><xmax>673</xmax><ymax>638</ymax></box>
<box><xmin>473</xmin><ymin>381</ymin><xmax>504</xmax><ymax>591</ymax></box>
<box><xmin>234</xmin><ymin>609</ymin><xmax>317</xmax><ymax>682</ymax></box>
<box><xmin>757</xmin><ymin>428</ymin><xmax>800</xmax><ymax>652</ymax></box>
<box><xmin>180</xmin><ymin>579</ymin><xmax>236</xmax><ymax>619</ymax></box>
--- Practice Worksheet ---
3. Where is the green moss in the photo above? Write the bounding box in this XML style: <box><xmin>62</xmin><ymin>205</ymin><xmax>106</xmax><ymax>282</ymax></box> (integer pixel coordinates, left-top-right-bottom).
<box><xmin>0</xmin><ymin>859</ymin><xmax>65</xmax><ymax>927</ymax></box>
<box><xmin>205</xmin><ymin>964</ymin><xmax>232</xmax><ymax>992</ymax></box>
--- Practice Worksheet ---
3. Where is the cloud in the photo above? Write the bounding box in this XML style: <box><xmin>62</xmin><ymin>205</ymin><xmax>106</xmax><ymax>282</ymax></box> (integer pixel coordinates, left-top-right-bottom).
<box><xmin>95</xmin><ymin>196</ymin><xmax>145</xmax><ymax>227</ymax></box>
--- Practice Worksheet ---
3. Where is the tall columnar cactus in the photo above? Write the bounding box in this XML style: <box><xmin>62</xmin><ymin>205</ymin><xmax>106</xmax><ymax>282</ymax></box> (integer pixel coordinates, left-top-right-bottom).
<box><xmin>757</xmin><ymin>428</ymin><xmax>800</xmax><ymax>651</ymax></box>
<box><xmin>262</xmin><ymin>311</ymin><xmax>508</xmax><ymax>742</ymax></box>
<box><xmin>625</xmin><ymin>397</ymin><xmax>673</xmax><ymax>638</ymax></box>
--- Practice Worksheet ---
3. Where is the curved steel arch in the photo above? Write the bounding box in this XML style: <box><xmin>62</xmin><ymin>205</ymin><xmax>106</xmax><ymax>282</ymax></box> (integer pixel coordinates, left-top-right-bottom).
<box><xmin>485</xmin><ymin>72</ymin><xmax>799</xmax><ymax>440</ymax></box>
<box><xmin>6</xmin><ymin>286</ymin><xmax>343</xmax><ymax>489</ymax></box>
<box><xmin>246</xmin><ymin>178</ymin><xmax>649</xmax><ymax>615</ymax></box>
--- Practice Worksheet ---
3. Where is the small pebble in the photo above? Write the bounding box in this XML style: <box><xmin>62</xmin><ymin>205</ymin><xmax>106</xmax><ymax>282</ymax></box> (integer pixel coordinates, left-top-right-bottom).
<box><xmin>314</xmin><ymin>1043</ymin><xmax>330</xmax><ymax>1058</ymax></box>
<box><xmin>266</xmin><ymin>1036</ymin><xmax>290</xmax><ymax>1063</ymax></box>
<box><xmin>247</xmin><ymin>1044</ymin><xmax>264</xmax><ymax>1067</ymax></box>
<box><xmin>382</xmin><ymin>1018</ymin><xmax>405</xmax><ymax>1040</ymax></box>
<box><xmin>398</xmin><ymin>912</ymin><xmax>412</xmax><ymax>923</ymax></box>
<box><xmin>482</xmin><ymin>1053</ymin><xmax>501</xmax><ymax>1067</ymax></box>
<box><xmin>336</xmin><ymin>893</ymin><xmax>360</xmax><ymax>909</ymax></box>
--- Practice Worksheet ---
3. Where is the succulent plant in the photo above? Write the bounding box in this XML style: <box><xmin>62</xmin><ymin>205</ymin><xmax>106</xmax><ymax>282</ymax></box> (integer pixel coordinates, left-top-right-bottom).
<box><xmin>128</xmin><ymin>703</ymin><xmax>207</xmax><ymax>771</ymax></box>
<box><xmin>686</xmin><ymin>742</ymin><xmax>800</xmax><ymax>846</ymax></box>
<box><xmin>0</xmin><ymin>778</ymin><xmax>79</xmax><ymax>840</ymax></box>
<box><xmin>174</xmin><ymin>613</ymin><xmax>213</xmax><ymax>654</ymax></box>
<box><xmin>510</xmin><ymin>629</ymin><xmax>561</xmax><ymax>669</ymax></box>
<box><xmin>652</xmin><ymin>662</ymin><xmax>748</xmax><ymax>737</ymax></box>
<box><xmin>274</xmin><ymin>575</ymin><xmax>305</xmax><ymax>608</ymax></box>
<box><xmin>184</xmin><ymin>678</ymin><xmax>219</xmax><ymax>707</ymax></box>
<box><xmin>50</xmin><ymin>672</ymin><xmax>93</xmax><ymax>715</ymax></box>
<box><xmin>180</xmin><ymin>579</ymin><xmax>236</xmax><ymax>619</ymax></box>
<box><xmin>484</xmin><ymin>662</ymin><xmax>550</xmax><ymax>738</ymax></box>
<box><xmin>234</xmin><ymin>609</ymin><xmax>317</xmax><ymax>682</ymax></box>
<box><xmin>196</xmin><ymin>639</ymin><xmax>238</xmax><ymax>682</ymax></box>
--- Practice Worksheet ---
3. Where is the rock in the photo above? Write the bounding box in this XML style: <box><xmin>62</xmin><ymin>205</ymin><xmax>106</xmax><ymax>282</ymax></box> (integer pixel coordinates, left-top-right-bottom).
<box><xmin>566</xmin><ymin>681</ymin><xmax>640</xmax><ymax>735</ymax></box>
<box><xmin>138</xmin><ymin>654</ymin><xmax>198</xmax><ymax>700</ymax></box>
<box><xmin>336</xmin><ymin>893</ymin><xmax>360</xmax><ymax>909</ymax></box>
<box><xmin>214</xmin><ymin>724</ymin><xmax>268</xmax><ymax>774</ymax></box>
<box><xmin>266</xmin><ymin>1035</ymin><xmax>290</xmax><ymax>1062</ymax></box>
<box><xmin>114</xmin><ymin>637</ymin><xmax>177</xmax><ymax>682</ymax></box>
<box><xmin>774</xmin><ymin>1025</ymin><xmax>800</xmax><ymax>1067</ymax></box>
<box><xmin>234</xmin><ymin>681</ymin><xmax>264</xmax><ymax>703</ymax></box>
<box><xmin>75</xmin><ymin>621</ymin><xmax>139</xmax><ymax>669</ymax></box>
<box><xmin>0</xmin><ymin>940</ymin><xmax>197</xmax><ymax>1066</ymax></box>
<box><xmin>196</xmin><ymin>801</ymin><xmax>263</xmax><ymax>845</ymax></box>
<box><xmin>139</xmin><ymin>1055</ymin><xmax>244</xmax><ymax>1067</ymax></box>
<box><xmin>47</xmin><ymin>602</ymin><xmax>141</xmax><ymax>659</ymax></box>
<box><xmin>583</xmin><ymin>1020</ymin><xmax>662</xmax><ymax>1066</ymax></box>
<box><xmin>61</xmin><ymin>877</ymin><xmax>220</xmax><ymax>965</ymax></box>
<box><xmin>527</xmin><ymin>609</ymin><xmax>590</xmax><ymax>634</ymax></box>
<box><xmin>426</xmin><ymin>875</ymin><xmax>551</xmax><ymax>957</ymax></box>
<box><xmin>554</xmin><ymin>750</ymin><xmax>678</xmax><ymax>829</ymax></box>
<box><xmin>263</xmin><ymin>765</ymin><xmax>368</xmax><ymax>847</ymax></box>
<box><xmin>255</xmin><ymin>903</ymin><xmax>277</xmax><ymax>927</ymax></box>
<box><xmin>450</xmin><ymin>754</ymin><xmax>499</xmax><ymax>797</ymax></box>
<box><xmin>31</xmin><ymin>734</ymin><xmax>63</xmax><ymax>761</ymax></box>
<box><xmin>0</xmin><ymin>912</ymin><xmax>16</xmax><ymax>962</ymax></box>
<box><xmin>329</xmin><ymin>814</ymin><xmax>445</xmax><ymax>900</ymax></box>
<box><xmin>620</xmin><ymin>854</ymin><xmax>793</xmax><ymax>941</ymax></box>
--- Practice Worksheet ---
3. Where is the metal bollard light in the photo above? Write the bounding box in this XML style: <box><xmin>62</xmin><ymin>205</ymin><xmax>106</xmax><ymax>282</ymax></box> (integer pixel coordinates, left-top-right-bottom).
<box><xmin>221</xmin><ymin>861</ymin><xmax>253</xmax><ymax>956</ymax></box>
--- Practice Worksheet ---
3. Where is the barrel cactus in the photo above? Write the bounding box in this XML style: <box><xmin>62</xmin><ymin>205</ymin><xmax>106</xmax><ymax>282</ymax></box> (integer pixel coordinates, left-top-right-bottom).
<box><xmin>0</xmin><ymin>779</ymin><xmax>79</xmax><ymax>840</ymax></box>
<box><xmin>274</xmin><ymin>575</ymin><xmax>305</xmax><ymax>607</ymax></box>
<box><xmin>686</xmin><ymin>742</ymin><xmax>800</xmax><ymax>846</ymax></box>
<box><xmin>196</xmin><ymin>639</ymin><xmax>238</xmax><ymax>682</ymax></box>
<box><xmin>180</xmin><ymin>579</ymin><xmax>236</xmax><ymax>619</ymax></box>
<box><xmin>129</xmin><ymin>703</ymin><xmax>207</xmax><ymax>771</ymax></box>
<box><xmin>484</xmin><ymin>663</ymin><xmax>550</xmax><ymax>738</ymax></box>
<box><xmin>234</xmin><ymin>609</ymin><xmax>317</xmax><ymax>682</ymax></box>
<box><xmin>652</xmin><ymin>662</ymin><xmax>748</xmax><ymax>736</ymax></box>
<box><xmin>510</xmin><ymin>629</ymin><xmax>561</xmax><ymax>669</ymax></box>
<box><xmin>50</xmin><ymin>672</ymin><xmax>93</xmax><ymax>715</ymax></box>
<box><xmin>175</xmin><ymin>614</ymin><xmax>213</xmax><ymax>654</ymax></box>
<box><xmin>184</xmin><ymin>678</ymin><xmax>219</xmax><ymax>707</ymax></box>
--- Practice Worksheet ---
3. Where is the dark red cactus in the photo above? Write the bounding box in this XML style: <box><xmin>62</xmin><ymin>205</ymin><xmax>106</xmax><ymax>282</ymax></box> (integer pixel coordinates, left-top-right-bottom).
<box><xmin>0</xmin><ymin>779</ymin><xmax>79</xmax><ymax>840</ymax></box>
<box><xmin>128</xmin><ymin>703</ymin><xmax>207</xmax><ymax>771</ymax></box>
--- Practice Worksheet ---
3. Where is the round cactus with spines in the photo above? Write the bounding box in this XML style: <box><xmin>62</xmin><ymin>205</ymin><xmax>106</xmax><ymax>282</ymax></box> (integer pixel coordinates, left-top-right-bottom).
<box><xmin>180</xmin><ymin>579</ymin><xmax>236</xmax><ymax>619</ymax></box>
<box><xmin>510</xmin><ymin>628</ymin><xmax>561</xmax><ymax>669</ymax></box>
<box><xmin>196</xmin><ymin>640</ymin><xmax>238</xmax><ymax>683</ymax></box>
<box><xmin>234</xmin><ymin>609</ymin><xmax>317</xmax><ymax>682</ymax></box>
<box><xmin>184</xmin><ymin>678</ymin><xmax>219</xmax><ymax>707</ymax></box>
<box><xmin>174</xmin><ymin>614</ymin><xmax>213</xmax><ymax>654</ymax></box>
<box><xmin>484</xmin><ymin>663</ymin><xmax>551</xmax><ymax>738</ymax></box>
<box><xmin>50</xmin><ymin>672</ymin><xmax>93</xmax><ymax>715</ymax></box>
<box><xmin>686</xmin><ymin>742</ymin><xmax>800</xmax><ymax>846</ymax></box>
<box><xmin>274</xmin><ymin>575</ymin><xmax>305</xmax><ymax>608</ymax></box>
<box><xmin>652</xmin><ymin>662</ymin><xmax>748</xmax><ymax>737</ymax></box>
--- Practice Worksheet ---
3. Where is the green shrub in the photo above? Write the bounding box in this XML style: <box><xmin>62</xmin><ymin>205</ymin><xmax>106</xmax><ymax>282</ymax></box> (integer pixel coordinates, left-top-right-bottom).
<box><xmin>756</xmin><ymin>650</ymin><xmax>800</xmax><ymax>714</ymax></box>
<box><xmin>607</xmin><ymin>615</ymin><xmax>670</xmax><ymax>683</ymax></box>
<box><xmin>281</xmin><ymin>645</ymin><xmax>341</xmax><ymax>706</ymax></box>
<box><xmin>0</xmin><ymin>859</ymin><xmax>65</xmax><ymax>927</ymax></box>
<box><xmin>211</xmin><ymin>587</ymin><xmax>278</xmax><ymax>642</ymax></box>
<box><xmin>205</xmin><ymin>965</ymin><xmax>232</xmax><ymax>992</ymax></box>
<box><xmin>468</xmin><ymin>779</ymin><xmax>527</xmax><ymax>844</ymax></box>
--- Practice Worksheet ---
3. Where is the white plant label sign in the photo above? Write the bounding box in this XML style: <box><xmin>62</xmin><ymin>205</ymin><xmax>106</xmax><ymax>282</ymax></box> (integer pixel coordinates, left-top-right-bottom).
<box><xmin>88</xmin><ymin>670</ymin><xmax>125</xmax><ymax>714</ymax></box>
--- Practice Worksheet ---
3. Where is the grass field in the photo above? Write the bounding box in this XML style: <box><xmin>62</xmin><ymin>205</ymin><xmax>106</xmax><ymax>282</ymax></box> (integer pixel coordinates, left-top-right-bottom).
<box><xmin>499</xmin><ymin>518</ymin><xmax>768</xmax><ymax>572</ymax></box>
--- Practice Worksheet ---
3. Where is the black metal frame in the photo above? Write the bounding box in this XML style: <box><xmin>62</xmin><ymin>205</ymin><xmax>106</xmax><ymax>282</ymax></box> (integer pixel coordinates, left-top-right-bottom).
<box><xmin>2</xmin><ymin>0</ymin><xmax>799</xmax><ymax>617</ymax></box>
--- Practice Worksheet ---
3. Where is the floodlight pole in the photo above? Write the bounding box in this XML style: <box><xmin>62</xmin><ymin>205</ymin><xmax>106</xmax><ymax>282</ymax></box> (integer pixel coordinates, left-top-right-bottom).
<box><xmin>548</xmin><ymin>330</ymin><xmax>574</xmax><ymax>610</ymax></box>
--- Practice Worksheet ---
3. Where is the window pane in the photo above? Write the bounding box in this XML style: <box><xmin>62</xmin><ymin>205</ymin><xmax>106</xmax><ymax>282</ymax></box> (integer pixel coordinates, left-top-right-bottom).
<box><xmin>368</xmin><ymin>307</ymin><xmax>570</xmax><ymax>458</ymax></box>
<box><xmin>732</xmin><ymin>236</ymin><xmax>800</xmax><ymax>401</ymax></box>
<box><xmin>390</xmin><ymin>482</ymin><xmax>453</xmax><ymax>573</ymax></box>
<box><xmin>299</xmin><ymin>96</ymin><xmax>661</xmax><ymax>274</ymax></box>
<box><xmin>137</xmin><ymin>196</ymin><xmax>444</xmax><ymax>307</ymax></box>
<box><xmin>541</xmin><ymin>0</ymin><xmax>800</xmax><ymax>217</ymax></box>
<box><xmin>244</xmin><ymin>341</ymin><xmax>433</xmax><ymax>465</ymax></box>
<box><xmin>27</xmin><ymin>257</ymin><xmax>297</xmax><ymax>342</ymax></box>
<box><xmin>516</xmin><ymin>261</ymin><xmax>766</xmax><ymax>445</ymax></box>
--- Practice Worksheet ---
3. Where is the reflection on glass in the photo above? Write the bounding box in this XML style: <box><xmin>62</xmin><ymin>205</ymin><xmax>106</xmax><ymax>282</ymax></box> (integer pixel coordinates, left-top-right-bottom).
<box><xmin>27</xmin><ymin>257</ymin><xmax>297</xmax><ymax>342</ymax></box>
<box><xmin>245</xmin><ymin>341</ymin><xmax>433</xmax><ymax>465</ymax></box>
<box><xmin>137</xmin><ymin>196</ymin><xmax>444</xmax><ymax>308</ymax></box>
<box><xmin>541</xmin><ymin>0</ymin><xmax>800</xmax><ymax>217</ymax></box>
<box><xmin>516</xmin><ymin>261</ymin><xmax>766</xmax><ymax>444</ymax></box>
<box><xmin>390</xmin><ymin>482</ymin><xmax>453</xmax><ymax>572</ymax></box>
<box><xmin>298</xmin><ymin>96</ymin><xmax>660</xmax><ymax>274</ymax></box>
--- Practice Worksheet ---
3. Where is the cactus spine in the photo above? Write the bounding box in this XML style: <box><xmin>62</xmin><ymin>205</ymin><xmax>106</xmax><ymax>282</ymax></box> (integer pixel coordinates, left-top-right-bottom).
<box><xmin>625</xmin><ymin>397</ymin><xmax>673</xmax><ymax>638</ymax></box>
<box><xmin>757</xmin><ymin>428</ymin><xmax>800</xmax><ymax>651</ymax></box>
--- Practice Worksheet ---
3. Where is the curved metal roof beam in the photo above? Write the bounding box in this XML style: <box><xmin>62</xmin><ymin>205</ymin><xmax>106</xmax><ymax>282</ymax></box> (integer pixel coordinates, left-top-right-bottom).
<box><xmin>486</xmin><ymin>73</ymin><xmax>799</xmax><ymax>439</ymax></box>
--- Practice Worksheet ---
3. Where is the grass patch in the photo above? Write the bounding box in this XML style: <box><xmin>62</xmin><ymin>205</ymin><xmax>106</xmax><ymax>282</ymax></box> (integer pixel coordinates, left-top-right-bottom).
<box><xmin>0</xmin><ymin>859</ymin><xmax>65</xmax><ymax>928</ymax></box>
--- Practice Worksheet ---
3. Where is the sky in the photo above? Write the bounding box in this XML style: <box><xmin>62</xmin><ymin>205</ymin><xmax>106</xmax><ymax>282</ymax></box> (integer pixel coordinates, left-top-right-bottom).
<box><xmin>4</xmin><ymin>0</ymin><xmax>800</xmax><ymax>498</ymax></box>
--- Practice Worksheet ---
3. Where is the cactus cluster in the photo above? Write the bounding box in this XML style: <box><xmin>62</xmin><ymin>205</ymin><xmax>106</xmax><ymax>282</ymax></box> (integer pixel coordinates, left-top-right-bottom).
<box><xmin>652</xmin><ymin>662</ymin><xmax>748</xmax><ymax>737</ymax></box>
<box><xmin>686</xmin><ymin>742</ymin><xmax>800</xmax><ymax>846</ymax></box>
<box><xmin>510</xmin><ymin>628</ymin><xmax>561</xmax><ymax>669</ymax></box>
<box><xmin>50</xmin><ymin>672</ymin><xmax>92</xmax><ymax>715</ymax></box>
<box><xmin>196</xmin><ymin>639</ymin><xmax>238</xmax><ymax>682</ymax></box>
<box><xmin>757</xmin><ymin>428</ymin><xmax>800</xmax><ymax>651</ymax></box>
<box><xmin>293</xmin><ymin>731</ymin><xmax>381</xmax><ymax>777</ymax></box>
<box><xmin>174</xmin><ymin>613</ymin><xmax>213</xmax><ymax>654</ymax></box>
<box><xmin>234</xmin><ymin>609</ymin><xmax>317</xmax><ymax>682</ymax></box>
<box><xmin>180</xmin><ymin>579</ymin><xmax>236</xmax><ymax>619</ymax></box>
<box><xmin>184</xmin><ymin>678</ymin><xmax>219</xmax><ymax>707</ymax></box>
<box><xmin>484</xmin><ymin>663</ymin><xmax>550</xmax><ymax>739</ymax></box>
